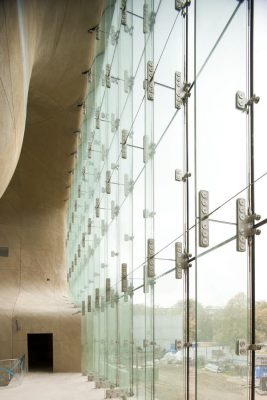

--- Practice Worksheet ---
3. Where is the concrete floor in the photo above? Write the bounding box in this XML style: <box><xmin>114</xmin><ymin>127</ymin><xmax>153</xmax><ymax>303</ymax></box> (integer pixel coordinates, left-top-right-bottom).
<box><xmin>0</xmin><ymin>373</ymin><xmax>105</xmax><ymax>400</ymax></box>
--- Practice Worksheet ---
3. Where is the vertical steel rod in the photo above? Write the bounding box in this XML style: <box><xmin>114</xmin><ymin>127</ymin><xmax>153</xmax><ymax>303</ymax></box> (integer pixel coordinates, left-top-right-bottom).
<box><xmin>248</xmin><ymin>1</ymin><xmax>255</xmax><ymax>400</ymax></box>
<box><xmin>184</xmin><ymin>5</ymin><xmax>190</xmax><ymax>400</ymax></box>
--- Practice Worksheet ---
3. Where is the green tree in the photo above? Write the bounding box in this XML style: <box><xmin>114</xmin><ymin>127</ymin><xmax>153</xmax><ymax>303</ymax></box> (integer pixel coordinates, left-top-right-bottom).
<box><xmin>213</xmin><ymin>293</ymin><xmax>247</xmax><ymax>348</ymax></box>
<box><xmin>173</xmin><ymin>299</ymin><xmax>213</xmax><ymax>341</ymax></box>
<box><xmin>256</xmin><ymin>301</ymin><xmax>267</xmax><ymax>343</ymax></box>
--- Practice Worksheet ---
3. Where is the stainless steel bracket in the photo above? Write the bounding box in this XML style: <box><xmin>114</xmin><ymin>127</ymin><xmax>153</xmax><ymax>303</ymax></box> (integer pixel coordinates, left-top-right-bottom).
<box><xmin>106</xmin><ymin>388</ymin><xmax>127</xmax><ymax>399</ymax></box>
<box><xmin>121</xmin><ymin>0</ymin><xmax>127</xmax><ymax>26</ymax></box>
<box><xmin>87</xmin><ymin>372</ymin><xmax>95</xmax><ymax>381</ymax></box>
<box><xmin>175</xmin><ymin>72</ymin><xmax>191</xmax><ymax>109</ymax></box>
<box><xmin>235</xmin><ymin>339</ymin><xmax>247</xmax><ymax>355</ymax></box>
<box><xmin>88</xmin><ymin>295</ymin><xmax>92</xmax><ymax>312</ymax></box>
<box><xmin>199</xmin><ymin>190</ymin><xmax>209</xmax><ymax>248</ymax></box>
<box><xmin>143</xmin><ymin>4</ymin><xmax>155</xmax><ymax>33</ymax></box>
<box><xmin>95</xmin><ymin>378</ymin><xmax>108</xmax><ymax>389</ymax></box>
<box><xmin>143</xmin><ymin>339</ymin><xmax>150</xmax><ymax>348</ymax></box>
<box><xmin>124</xmin><ymin>174</ymin><xmax>134</xmax><ymax>197</ymax></box>
<box><xmin>111</xmin><ymin>114</ymin><xmax>120</xmax><ymax>132</ymax></box>
<box><xmin>106</xmin><ymin>170</ymin><xmax>111</xmax><ymax>194</ymax></box>
<box><xmin>175</xmin><ymin>242</ymin><xmax>192</xmax><ymax>279</ymax></box>
<box><xmin>111</xmin><ymin>26</ymin><xmax>119</xmax><ymax>46</ymax></box>
<box><xmin>247</xmin><ymin>344</ymin><xmax>262</xmax><ymax>351</ymax></box>
<box><xmin>143</xmin><ymin>135</ymin><xmax>155</xmax><ymax>163</ymax></box>
<box><xmin>95</xmin><ymin>288</ymin><xmax>100</xmax><ymax>309</ymax></box>
<box><xmin>147</xmin><ymin>239</ymin><xmax>155</xmax><ymax>278</ymax></box>
<box><xmin>82</xmin><ymin>300</ymin><xmax>85</xmax><ymax>316</ymax></box>
<box><xmin>175</xmin><ymin>0</ymin><xmax>191</xmax><ymax>11</ymax></box>
<box><xmin>175</xmin><ymin>169</ymin><xmax>191</xmax><ymax>182</ymax></box>
<box><xmin>175</xmin><ymin>339</ymin><xmax>183</xmax><ymax>350</ymax></box>
<box><xmin>143</xmin><ymin>209</ymin><xmax>156</xmax><ymax>218</ymax></box>
<box><xmin>111</xmin><ymin>162</ymin><xmax>119</xmax><ymax>170</ymax></box>
<box><xmin>82</xmin><ymin>233</ymin><xmax>85</xmax><ymax>248</ymax></box>
<box><xmin>124</xmin><ymin>70</ymin><xmax>134</xmax><ymax>93</ymax></box>
<box><xmin>105</xmin><ymin>64</ymin><xmax>111</xmax><ymax>88</ymax></box>
<box><xmin>175</xmin><ymin>71</ymin><xmax>183</xmax><ymax>109</ymax></box>
<box><xmin>106</xmin><ymin>278</ymin><xmax>111</xmax><ymax>302</ymax></box>
<box><xmin>95</xmin><ymin>198</ymin><xmax>100</xmax><ymax>218</ymax></box>
<box><xmin>175</xmin><ymin>242</ymin><xmax>183</xmax><ymax>279</ymax></box>
<box><xmin>236</xmin><ymin>198</ymin><xmax>261</xmax><ymax>252</ymax></box>
<box><xmin>111</xmin><ymin>201</ymin><xmax>120</xmax><ymax>219</ymax></box>
<box><xmin>82</xmin><ymin>166</ymin><xmax>87</xmax><ymax>180</ymax></box>
<box><xmin>236</xmin><ymin>340</ymin><xmax>262</xmax><ymax>354</ymax></box>
<box><xmin>121</xmin><ymin>263</ymin><xmax>128</xmax><ymax>293</ymax></box>
<box><xmin>145</xmin><ymin>61</ymin><xmax>154</xmax><ymax>101</ymax></box>
<box><xmin>124</xmin><ymin>234</ymin><xmax>134</xmax><ymax>241</ymax></box>
<box><xmin>88</xmin><ymin>218</ymin><xmax>92</xmax><ymax>235</ymax></box>
<box><xmin>184</xmin><ymin>342</ymin><xmax>192</xmax><ymax>348</ymax></box>
<box><xmin>122</xmin><ymin>130</ymin><xmax>128</xmax><ymax>159</ymax></box>
<box><xmin>236</xmin><ymin>90</ymin><xmax>260</xmax><ymax>111</ymax></box>
<box><xmin>143</xmin><ymin>4</ymin><xmax>149</xmax><ymax>33</ymax></box>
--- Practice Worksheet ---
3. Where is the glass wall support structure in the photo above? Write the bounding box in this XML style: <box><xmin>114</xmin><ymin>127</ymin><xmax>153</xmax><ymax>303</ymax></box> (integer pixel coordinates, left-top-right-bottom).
<box><xmin>66</xmin><ymin>1</ymin><xmax>267</xmax><ymax>399</ymax></box>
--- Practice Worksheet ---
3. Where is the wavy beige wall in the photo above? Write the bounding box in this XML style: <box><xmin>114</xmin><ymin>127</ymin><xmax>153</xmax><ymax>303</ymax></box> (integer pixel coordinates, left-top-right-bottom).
<box><xmin>0</xmin><ymin>0</ymin><xmax>103</xmax><ymax>371</ymax></box>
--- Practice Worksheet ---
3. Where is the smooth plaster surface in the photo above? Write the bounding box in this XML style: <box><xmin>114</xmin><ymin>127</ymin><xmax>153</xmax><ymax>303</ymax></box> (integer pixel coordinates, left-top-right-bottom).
<box><xmin>0</xmin><ymin>0</ymin><xmax>104</xmax><ymax>371</ymax></box>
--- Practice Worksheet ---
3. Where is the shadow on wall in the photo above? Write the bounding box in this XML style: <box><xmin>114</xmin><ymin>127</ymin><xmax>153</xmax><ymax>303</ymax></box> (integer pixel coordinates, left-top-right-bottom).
<box><xmin>0</xmin><ymin>0</ymin><xmax>104</xmax><ymax>371</ymax></box>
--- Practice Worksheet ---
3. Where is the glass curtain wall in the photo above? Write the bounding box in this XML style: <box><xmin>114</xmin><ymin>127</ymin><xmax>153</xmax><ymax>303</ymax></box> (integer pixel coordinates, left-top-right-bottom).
<box><xmin>66</xmin><ymin>1</ymin><xmax>267</xmax><ymax>399</ymax></box>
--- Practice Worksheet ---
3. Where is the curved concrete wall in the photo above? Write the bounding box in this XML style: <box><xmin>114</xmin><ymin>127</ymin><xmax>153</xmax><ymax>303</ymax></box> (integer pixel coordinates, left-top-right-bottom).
<box><xmin>0</xmin><ymin>0</ymin><xmax>103</xmax><ymax>371</ymax></box>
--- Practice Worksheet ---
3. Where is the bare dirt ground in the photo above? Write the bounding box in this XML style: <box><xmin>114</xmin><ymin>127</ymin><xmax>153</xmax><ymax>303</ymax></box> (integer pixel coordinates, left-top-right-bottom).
<box><xmin>154</xmin><ymin>365</ymin><xmax>254</xmax><ymax>400</ymax></box>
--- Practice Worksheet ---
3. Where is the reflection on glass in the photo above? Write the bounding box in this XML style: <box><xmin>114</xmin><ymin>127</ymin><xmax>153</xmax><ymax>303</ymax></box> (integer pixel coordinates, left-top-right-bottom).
<box><xmin>65</xmin><ymin>0</ymin><xmax>266</xmax><ymax>399</ymax></box>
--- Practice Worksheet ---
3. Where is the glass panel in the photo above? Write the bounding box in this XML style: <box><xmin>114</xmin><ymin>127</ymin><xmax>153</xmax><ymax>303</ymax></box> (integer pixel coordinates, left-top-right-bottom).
<box><xmin>196</xmin><ymin>0</ymin><xmax>244</xmax><ymax>73</ymax></box>
<box><xmin>65</xmin><ymin>1</ymin><xmax>267</xmax><ymax>400</ymax></box>
<box><xmin>196</xmin><ymin>241</ymin><xmax>248</xmax><ymax>400</ymax></box>
<box><xmin>254</xmin><ymin>0</ymin><xmax>267</xmax><ymax>178</ymax></box>
<box><xmin>154</xmin><ymin>267</ymin><xmax>185</xmax><ymax>400</ymax></box>
<box><xmin>133</xmin><ymin>287</ymin><xmax>147</xmax><ymax>399</ymax></box>
<box><xmin>196</xmin><ymin>1</ymin><xmax>247</xmax><ymax>210</ymax></box>
<box><xmin>195</xmin><ymin>4</ymin><xmax>249</xmax><ymax>400</ymax></box>
<box><xmin>154</xmin><ymin>109</ymin><xmax>184</xmax><ymax>253</ymax></box>
<box><xmin>255</xmin><ymin>174</ymin><xmax>267</xmax><ymax>397</ymax></box>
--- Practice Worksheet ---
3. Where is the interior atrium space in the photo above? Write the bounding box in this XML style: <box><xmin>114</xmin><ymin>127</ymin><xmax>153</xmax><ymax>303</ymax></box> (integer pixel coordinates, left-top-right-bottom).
<box><xmin>0</xmin><ymin>0</ymin><xmax>267</xmax><ymax>399</ymax></box>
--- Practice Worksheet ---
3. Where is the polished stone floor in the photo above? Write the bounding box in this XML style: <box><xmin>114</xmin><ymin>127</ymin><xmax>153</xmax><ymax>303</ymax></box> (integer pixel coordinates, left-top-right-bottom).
<box><xmin>0</xmin><ymin>373</ymin><xmax>105</xmax><ymax>400</ymax></box>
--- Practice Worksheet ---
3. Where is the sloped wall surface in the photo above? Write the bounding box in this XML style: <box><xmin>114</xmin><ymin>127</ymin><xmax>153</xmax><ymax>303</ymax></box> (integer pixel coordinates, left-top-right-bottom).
<box><xmin>0</xmin><ymin>0</ymin><xmax>103</xmax><ymax>371</ymax></box>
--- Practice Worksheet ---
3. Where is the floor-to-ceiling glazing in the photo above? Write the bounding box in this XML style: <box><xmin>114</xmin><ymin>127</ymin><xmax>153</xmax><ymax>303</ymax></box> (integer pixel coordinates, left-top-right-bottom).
<box><xmin>66</xmin><ymin>1</ymin><xmax>267</xmax><ymax>399</ymax></box>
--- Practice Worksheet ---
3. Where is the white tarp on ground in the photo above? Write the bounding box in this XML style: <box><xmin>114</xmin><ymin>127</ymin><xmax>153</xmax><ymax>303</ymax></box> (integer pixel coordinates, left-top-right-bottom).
<box><xmin>159</xmin><ymin>352</ymin><xmax>183</xmax><ymax>365</ymax></box>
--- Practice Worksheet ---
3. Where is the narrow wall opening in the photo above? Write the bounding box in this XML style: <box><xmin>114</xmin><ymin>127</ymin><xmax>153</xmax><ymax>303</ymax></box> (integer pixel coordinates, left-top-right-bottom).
<box><xmin>27</xmin><ymin>333</ymin><xmax>53</xmax><ymax>372</ymax></box>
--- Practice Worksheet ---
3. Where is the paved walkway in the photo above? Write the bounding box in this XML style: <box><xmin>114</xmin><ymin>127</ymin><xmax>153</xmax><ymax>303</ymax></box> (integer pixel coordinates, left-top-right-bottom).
<box><xmin>0</xmin><ymin>373</ymin><xmax>105</xmax><ymax>400</ymax></box>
